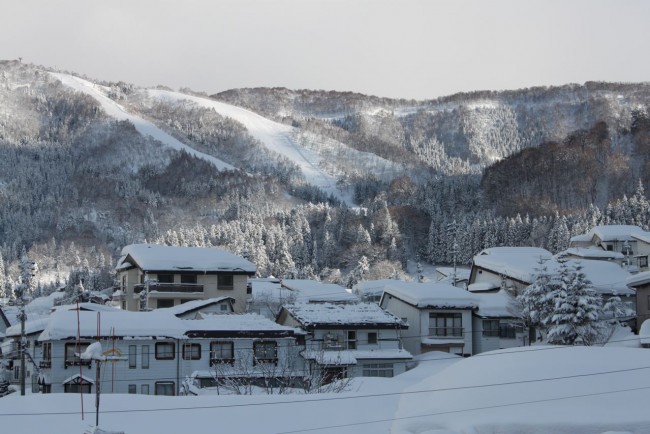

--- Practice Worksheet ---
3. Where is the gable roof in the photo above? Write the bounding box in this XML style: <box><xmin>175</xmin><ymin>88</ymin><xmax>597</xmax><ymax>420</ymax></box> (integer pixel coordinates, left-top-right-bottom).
<box><xmin>280</xmin><ymin>302</ymin><xmax>406</xmax><ymax>329</ymax></box>
<box><xmin>280</xmin><ymin>279</ymin><xmax>358</xmax><ymax>303</ymax></box>
<box><xmin>379</xmin><ymin>281</ymin><xmax>478</xmax><ymax>309</ymax></box>
<box><xmin>472</xmin><ymin>247</ymin><xmax>553</xmax><ymax>283</ymax></box>
<box><xmin>570</xmin><ymin>225</ymin><xmax>650</xmax><ymax>243</ymax></box>
<box><xmin>116</xmin><ymin>243</ymin><xmax>256</xmax><ymax>274</ymax></box>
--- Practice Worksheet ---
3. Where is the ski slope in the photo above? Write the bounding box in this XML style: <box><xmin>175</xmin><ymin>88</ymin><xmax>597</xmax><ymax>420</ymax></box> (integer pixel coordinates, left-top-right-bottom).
<box><xmin>146</xmin><ymin>89</ymin><xmax>354</xmax><ymax>205</ymax></box>
<box><xmin>48</xmin><ymin>73</ymin><xmax>235</xmax><ymax>171</ymax></box>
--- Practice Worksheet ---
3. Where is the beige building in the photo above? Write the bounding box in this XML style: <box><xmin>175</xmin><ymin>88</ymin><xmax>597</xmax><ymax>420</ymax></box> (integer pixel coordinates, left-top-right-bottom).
<box><xmin>115</xmin><ymin>244</ymin><xmax>256</xmax><ymax>313</ymax></box>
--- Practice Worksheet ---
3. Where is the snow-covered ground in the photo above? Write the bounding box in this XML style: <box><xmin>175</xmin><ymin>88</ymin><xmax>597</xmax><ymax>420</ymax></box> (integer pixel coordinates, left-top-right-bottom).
<box><xmin>48</xmin><ymin>73</ymin><xmax>235</xmax><ymax>171</ymax></box>
<box><xmin>2</xmin><ymin>346</ymin><xmax>649</xmax><ymax>434</ymax></box>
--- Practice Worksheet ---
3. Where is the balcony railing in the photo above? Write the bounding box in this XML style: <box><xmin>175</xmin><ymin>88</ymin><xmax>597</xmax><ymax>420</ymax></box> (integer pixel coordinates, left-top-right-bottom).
<box><xmin>39</xmin><ymin>360</ymin><xmax>52</xmax><ymax>369</ymax></box>
<box><xmin>134</xmin><ymin>283</ymin><xmax>204</xmax><ymax>294</ymax></box>
<box><xmin>428</xmin><ymin>327</ymin><xmax>464</xmax><ymax>338</ymax></box>
<box><xmin>209</xmin><ymin>358</ymin><xmax>235</xmax><ymax>367</ymax></box>
<box><xmin>64</xmin><ymin>359</ymin><xmax>92</xmax><ymax>368</ymax></box>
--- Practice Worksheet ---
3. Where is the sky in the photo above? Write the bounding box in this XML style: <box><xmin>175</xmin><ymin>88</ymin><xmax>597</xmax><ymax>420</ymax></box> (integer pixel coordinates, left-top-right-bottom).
<box><xmin>1</xmin><ymin>0</ymin><xmax>649</xmax><ymax>100</ymax></box>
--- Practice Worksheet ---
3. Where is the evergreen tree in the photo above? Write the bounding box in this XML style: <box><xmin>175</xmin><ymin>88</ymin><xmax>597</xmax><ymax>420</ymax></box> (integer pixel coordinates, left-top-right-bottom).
<box><xmin>547</xmin><ymin>261</ymin><xmax>603</xmax><ymax>345</ymax></box>
<box><xmin>517</xmin><ymin>259</ymin><xmax>556</xmax><ymax>339</ymax></box>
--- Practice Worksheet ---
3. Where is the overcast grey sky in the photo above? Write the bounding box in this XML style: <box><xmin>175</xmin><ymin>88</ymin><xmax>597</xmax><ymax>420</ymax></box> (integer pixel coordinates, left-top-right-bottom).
<box><xmin>1</xmin><ymin>0</ymin><xmax>648</xmax><ymax>99</ymax></box>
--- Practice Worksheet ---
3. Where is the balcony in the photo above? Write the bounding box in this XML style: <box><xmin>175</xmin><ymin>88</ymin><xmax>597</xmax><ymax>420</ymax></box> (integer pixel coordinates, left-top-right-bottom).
<box><xmin>64</xmin><ymin>359</ymin><xmax>92</xmax><ymax>368</ymax></box>
<box><xmin>134</xmin><ymin>283</ymin><xmax>204</xmax><ymax>294</ymax></box>
<box><xmin>39</xmin><ymin>360</ymin><xmax>52</xmax><ymax>369</ymax></box>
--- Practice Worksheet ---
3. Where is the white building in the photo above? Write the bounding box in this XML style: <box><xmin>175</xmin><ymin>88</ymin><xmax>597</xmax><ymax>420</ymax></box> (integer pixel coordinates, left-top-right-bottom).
<box><xmin>277</xmin><ymin>302</ymin><xmax>411</xmax><ymax>381</ymax></box>
<box><xmin>569</xmin><ymin>225</ymin><xmax>650</xmax><ymax>271</ymax></box>
<box><xmin>115</xmin><ymin>244</ymin><xmax>256</xmax><ymax>312</ymax></box>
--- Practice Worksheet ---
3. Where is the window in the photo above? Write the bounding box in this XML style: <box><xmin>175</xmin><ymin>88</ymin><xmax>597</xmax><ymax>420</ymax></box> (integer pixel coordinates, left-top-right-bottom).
<box><xmin>40</xmin><ymin>342</ymin><xmax>52</xmax><ymax>368</ymax></box>
<box><xmin>647</xmin><ymin>295</ymin><xmax>650</xmax><ymax>311</ymax></box>
<box><xmin>218</xmin><ymin>274</ymin><xmax>234</xmax><ymax>290</ymax></box>
<box><xmin>220</xmin><ymin>304</ymin><xmax>229</xmax><ymax>312</ymax></box>
<box><xmin>367</xmin><ymin>332</ymin><xmax>378</xmax><ymax>345</ymax></box>
<box><xmin>142</xmin><ymin>345</ymin><xmax>150</xmax><ymax>369</ymax></box>
<box><xmin>499</xmin><ymin>323</ymin><xmax>517</xmax><ymax>339</ymax></box>
<box><xmin>210</xmin><ymin>341</ymin><xmax>234</xmax><ymax>365</ymax></box>
<box><xmin>155</xmin><ymin>381</ymin><xmax>175</xmax><ymax>396</ymax></box>
<box><xmin>64</xmin><ymin>377</ymin><xmax>92</xmax><ymax>394</ymax></box>
<box><xmin>482</xmin><ymin>320</ymin><xmax>499</xmax><ymax>337</ymax></box>
<box><xmin>128</xmin><ymin>384</ymin><xmax>137</xmax><ymax>394</ymax></box>
<box><xmin>65</xmin><ymin>343</ymin><xmax>91</xmax><ymax>367</ymax></box>
<box><xmin>122</xmin><ymin>275</ymin><xmax>126</xmax><ymax>290</ymax></box>
<box><xmin>183</xmin><ymin>343</ymin><xmax>201</xmax><ymax>360</ymax></box>
<box><xmin>129</xmin><ymin>345</ymin><xmax>137</xmax><ymax>369</ymax></box>
<box><xmin>639</xmin><ymin>256</ymin><xmax>648</xmax><ymax>269</ymax></box>
<box><xmin>362</xmin><ymin>363</ymin><xmax>394</xmax><ymax>378</ymax></box>
<box><xmin>155</xmin><ymin>342</ymin><xmax>175</xmax><ymax>360</ymax></box>
<box><xmin>157</xmin><ymin>299</ymin><xmax>175</xmax><ymax>308</ymax></box>
<box><xmin>180</xmin><ymin>274</ymin><xmax>197</xmax><ymax>284</ymax></box>
<box><xmin>346</xmin><ymin>331</ymin><xmax>357</xmax><ymax>350</ymax></box>
<box><xmin>157</xmin><ymin>274</ymin><xmax>174</xmax><ymax>283</ymax></box>
<box><xmin>429</xmin><ymin>313</ymin><xmax>463</xmax><ymax>337</ymax></box>
<box><xmin>141</xmin><ymin>384</ymin><xmax>150</xmax><ymax>395</ymax></box>
<box><xmin>253</xmin><ymin>341</ymin><xmax>277</xmax><ymax>365</ymax></box>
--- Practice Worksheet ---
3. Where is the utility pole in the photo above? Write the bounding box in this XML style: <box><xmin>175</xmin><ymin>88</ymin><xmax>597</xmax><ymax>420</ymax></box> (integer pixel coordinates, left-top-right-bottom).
<box><xmin>446</xmin><ymin>221</ymin><xmax>458</xmax><ymax>287</ymax></box>
<box><xmin>18</xmin><ymin>302</ymin><xmax>26</xmax><ymax>396</ymax></box>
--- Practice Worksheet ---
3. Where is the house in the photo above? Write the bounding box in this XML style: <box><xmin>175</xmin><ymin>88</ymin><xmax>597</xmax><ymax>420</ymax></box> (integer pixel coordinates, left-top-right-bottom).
<box><xmin>280</xmin><ymin>279</ymin><xmax>359</xmax><ymax>303</ymax></box>
<box><xmin>435</xmin><ymin>267</ymin><xmax>471</xmax><ymax>288</ymax></box>
<box><xmin>36</xmin><ymin>308</ymin><xmax>303</xmax><ymax>395</ymax></box>
<box><xmin>468</xmin><ymin>247</ymin><xmax>635</xmax><ymax>303</ymax></box>
<box><xmin>352</xmin><ymin>279</ymin><xmax>398</xmax><ymax>304</ymax></box>
<box><xmin>472</xmin><ymin>290</ymin><xmax>528</xmax><ymax>353</ymax></box>
<box><xmin>379</xmin><ymin>281</ymin><xmax>477</xmax><ymax>357</ymax></box>
<box><xmin>277</xmin><ymin>302</ymin><xmax>411</xmax><ymax>382</ymax></box>
<box><xmin>569</xmin><ymin>225</ymin><xmax>650</xmax><ymax>271</ymax></box>
<box><xmin>246</xmin><ymin>277</ymin><xmax>288</xmax><ymax>320</ymax></box>
<box><xmin>2</xmin><ymin>317</ymin><xmax>49</xmax><ymax>392</ymax></box>
<box><xmin>627</xmin><ymin>271</ymin><xmax>650</xmax><ymax>332</ymax></box>
<box><xmin>115</xmin><ymin>244</ymin><xmax>256</xmax><ymax>313</ymax></box>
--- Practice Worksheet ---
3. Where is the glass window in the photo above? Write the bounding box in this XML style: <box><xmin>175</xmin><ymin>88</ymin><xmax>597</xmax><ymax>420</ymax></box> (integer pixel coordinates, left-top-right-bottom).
<box><xmin>64</xmin><ymin>342</ymin><xmax>91</xmax><ymax>367</ymax></box>
<box><xmin>42</xmin><ymin>342</ymin><xmax>51</xmax><ymax>361</ymax></box>
<box><xmin>129</xmin><ymin>345</ymin><xmax>137</xmax><ymax>369</ymax></box>
<box><xmin>180</xmin><ymin>274</ymin><xmax>197</xmax><ymax>284</ymax></box>
<box><xmin>367</xmin><ymin>332</ymin><xmax>378</xmax><ymax>345</ymax></box>
<box><xmin>253</xmin><ymin>341</ymin><xmax>277</xmax><ymax>364</ymax></box>
<box><xmin>141</xmin><ymin>384</ymin><xmax>149</xmax><ymax>395</ymax></box>
<box><xmin>347</xmin><ymin>331</ymin><xmax>357</xmax><ymax>350</ymax></box>
<box><xmin>155</xmin><ymin>342</ymin><xmax>175</xmax><ymax>360</ymax></box>
<box><xmin>155</xmin><ymin>381</ymin><xmax>175</xmax><ymax>396</ymax></box>
<box><xmin>218</xmin><ymin>275</ymin><xmax>234</xmax><ymax>290</ymax></box>
<box><xmin>128</xmin><ymin>384</ymin><xmax>137</xmax><ymax>394</ymax></box>
<box><xmin>156</xmin><ymin>299</ymin><xmax>175</xmax><ymax>309</ymax></box>
<box><xmin>157</xmin><ymin>274</ymin><xmax>174</xmax><ymax>284</ymax></box>
<box><xmin>362</xmin><ymin>363</ymin><xmax>394</xmax><ymax>378</ymax></box>
<box><xmin>499</xmin><ymin>322</ymin><xmax>517</xmax><ymax>339</ymax></box>
<box><xmin>142</xmin><ymin>345</ymin><xmax>150</xmax><ymax>369</ymax></box>
<box><xmin>482</xmin><ymin>320</ymin><xmax>499</xmax><ymax>337</ymax></box>
<box><xmin>210</xmin><ymin>341</ymin><xmax>234</xmax><ymax>365</ymax></box>
<box><xmin>182</xmin><ymin>343</ymin><xmax>201</xmax><ymax>360</ymax></box>
<box><xmin>428</xmin><ymin>313</ymin><xmax>463</xmax><ymax>337</ymax></box>
<box><xmin>64</xmin><ymin>378</ymin><xmax>92</xmax><ymax>394</ymax></box>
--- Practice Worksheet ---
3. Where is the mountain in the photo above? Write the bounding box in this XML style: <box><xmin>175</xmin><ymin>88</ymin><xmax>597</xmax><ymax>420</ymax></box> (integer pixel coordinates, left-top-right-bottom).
<box><xmin>0</xmin><ymin>59</ymin><xmax>649</xmax><ymax>295</ymax></box>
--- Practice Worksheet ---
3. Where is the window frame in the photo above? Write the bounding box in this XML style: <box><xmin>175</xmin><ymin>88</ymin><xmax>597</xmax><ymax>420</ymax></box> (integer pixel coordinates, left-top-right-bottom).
<box><xmin>210</xmin><ymin>341</ymin><xmax>235</xmax><ymax>366</ymax></box>
<box><xmin>128</xmin><ymin>384</ymin><xmax>137</xmax><ymax>394</ymax></box>
<box><xmin>129</xmin><ymin>345</ymin><xmax>137</xmax><ymax>369</ymax></box>
<box><xmin>180</xmin><ymin>274</ymin><xmax>197</xmax><ymax>284</ymax></box>
<box><xmin>64</xmin><ymin>342</ymin><xmax>92</xmax><ymax>367</ymax></box>
<box><xmin>362</xmin><ymin>363</ymin><xmax>394</xmax><ymax>378</ymax></box>
<box><xmin>182</xmin><ymin>343</ymin><xmax>202</xmax><ymax>360</ymax></box>
<box><xmin>156</xmin><ymin>273</ymin><xmax>174</xmax><ymax>284</ymax></box>
<box><xmin>428</xmin><ymin>312</ymin><xmax>463</xmax><ymax>337</ymax></box>
<box><xmin>482</xmin><ymin>319</ymin><xmax>499</xmax><ymax>337</ymax></box>
<box><xmin>346</xmin><ymin>330</ymin><xmax>357</xmax><ymax>350</ymax></box>
<box><xmin>154</xmin><ymin>381</ymin><xmax>175</xmax><ymax>396</ymax></box>
<box><xmin>155</xmin><ymin>342</ymin><xmax>176</xmax><ymax>360</ymax></box>
<box><xmin>142</xmin><ymin>345</ymin><xmax>150</xmax><ymax>369</ymax></box>
<box><xmin>218</xmin><ymin>274</ymin><xmax>234</xmax><ymax>290</ymax></box>
<box><xmin>367</xmin><ymin>331</ymin><xmax>378</xmax><ymax>345</ymax></box>
<box><xmin>253</xmin><ymin>341</ymin><xmax>278</xmax><ymax>365</ymax></box>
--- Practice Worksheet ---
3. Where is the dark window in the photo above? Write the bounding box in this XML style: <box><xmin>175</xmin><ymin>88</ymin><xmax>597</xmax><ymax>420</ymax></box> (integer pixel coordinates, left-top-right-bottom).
<box><xmin>142</xmin><ymin>345</ymin><xmax>150</xmax><ymax>369</ymax></box>
<box><xmin>122</xmin><ymin>275</ymin><xmax>126</xmax><ymax>290</ymax></box>
<box><xmin>367</xmin><ymin>332</ymin><xmax>378</xmax><ymax>345</ymax></box>
<box><xmin>129</xmin><ymin>345</ymin><xmax>137</xmax><ymax>368</ymax></box>
<box><xmin>639</xmin><ymin>256</ymin><xmax>648</xmax><ymax>268</ymax></box>
<box><xmin>155</xmin><ymin>381</ymin><xmax>175</xmax><ymax>396</ymax></box>
<box><xmin>157</xmin><ymin>274</ymin><xmax>174</xmax><ymax>284</ymax></box>
<box><xmin>157</xmin><ymin>299</ymin><xmax>175</xmax><ymax>308</ymax></box>
<box><xmin>128</xmin><ymin>384</ymin><xmax>137</xmax><ymax>394</ymax></box>
<box><xmin>499</xmin><ymin>323</ymin><xmax>517</xmax><ymax>339</ymax></box>
<box><xmin>64</xmin><ymin>378</ymin><xmax>92</xmax><ymax>394</ymax></box>
<box><xmin>362</xmin><ymin>363</ymin><xmax>394</xmax><ymax>378</ymax></box>
<box><xmin>141</xmin><ymin>384</ymin><xmax>149</xmax><ymax>395</ymax></box>
<box><xmin>210</xmin><ymin>341</ymin><xmax>234</xmax><ymax>365</ymax></box>
<box><xmin>347</xmin><ymin>331</ymin><xmax>357</xmax><ymax>349</ymax></box>
<box><xmin>64</xmin><ymin>343</ymin><xmax>91</xmax><ymax>367</ymax></box>
<box><xmin>253</xmin><ymin>341</ymin><xmax>277</xmax><ymax>365</ymax></box>
<box><xmin>182</xmin><ymin>343</ymin><xmax>201</xmax><ymax>360</ymax></box>
<box><xmin>155</xmin><ymin>342</ymin><xmax>175</xmax><ymax>360</ymax></box>
<box><xmin>42</xmin><ymin>342</ymin><xmax>51</xmax><ymax>362</ymax></box>
<box><xmin>482</xmin><ymin>320</ymin><xmax>499</xmax><ymax>337</ymax></box>
<box><xmin>429</xmin><ymin>313</ymin><xmax>463</xmax><ymax>337</ymax></box>
<box><xmin>218</xmin><ymin>275</ymin><xmax>234</xmax><ymax>290</ymax></box>
<box><xmin>181</xmin><ymin>275</ymin><xmax>197</xmax><ymax>284</ymax></box>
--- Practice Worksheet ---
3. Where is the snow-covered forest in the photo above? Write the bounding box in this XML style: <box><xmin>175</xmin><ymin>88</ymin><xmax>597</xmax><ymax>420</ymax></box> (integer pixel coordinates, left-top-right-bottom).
<box><xmin>0</xmin><ymin>59</ymin><xmax>649</xmax><ymax>297</ymax></box>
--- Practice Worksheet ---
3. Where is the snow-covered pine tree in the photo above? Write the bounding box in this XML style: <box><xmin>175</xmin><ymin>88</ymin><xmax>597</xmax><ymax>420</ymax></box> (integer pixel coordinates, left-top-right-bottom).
<box><xmin>516</xmin><ymin>258</ymin><xmax>556</xmax><ymax>340</ymax></box>
<box><xmin>547</xmin><ymin>260</ymin><xmax>603</xmax><ymax>345</ymax></box>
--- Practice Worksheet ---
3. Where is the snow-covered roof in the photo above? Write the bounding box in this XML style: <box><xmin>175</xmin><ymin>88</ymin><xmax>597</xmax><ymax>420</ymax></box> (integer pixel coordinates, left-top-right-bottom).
<box><xmin>549</xmin><ymin>259</ymin><xmax>634</xmax><ymax>296</ymax></box>
<box><xmin>282</xmin><ymin>302</ymin><xmax>405</xmax><ymax>328</ymax></box>
<box><xmin>380</xmin><ymin>281</ymin><xmax>478</xmax><ymax>309</ymax></box>
<box><xmin>117</xmin><ymin>243</ymin><xmax>256</xmax><ymax>273</ymax></box>
<box><xmin>627</xmin><ymin>271</ymin><xmax>650</xmax><ymax>287</ymax></box>
<box><xmin>473</xmin><ymin>290</ymin><xmax>517</xmax><ymax>318</ymax></box>
<box><xmin>281</xmin><ymin>279</ymin><xmax>358</xmax><ymax>303</ymax></box>
<box><xmin>472</xmin><ymin>247</ymin><xmax>553</xmax><ymax>283</ymax></box>
<box><xmin>39</xmin><ymin>309</ymin><xmax>297</xmax><ymax>341</ymax></box>
<box><xmin>563</xmin><ymin>247</ymin><xmax>624</xmax><ymax>260</ymax></box>
<box><xmin>467</xmin><ymin>281</ymin><xmax>500</xmax><ymax>292</ymax></box>
<box><xmin>52</xmin><ymin>302</ymin><xmax>122</xmax><ymax>313</ymax></box>
<box><xmin>570</xmin><ymin>225</ymin><xmax>650</xmax><ymax>243</ymax></box>
<box><xmin>435</xmin><ymin>267</ymin><xmax>471</xmax><ymax>281</ymax></box>
<box><xmin>353</xmin><ymin>279</ymin><xmax>400</xmax><ymax>296</ymax></box>
<box><xmin>6</xmin><ymin>317</ymin><xmax>50</xmax><ymax>337</ymax></box>
<box><xmin>301</xmin><ymin>348</ymin><xmax>412</xmax><ymax>366</ymax></box>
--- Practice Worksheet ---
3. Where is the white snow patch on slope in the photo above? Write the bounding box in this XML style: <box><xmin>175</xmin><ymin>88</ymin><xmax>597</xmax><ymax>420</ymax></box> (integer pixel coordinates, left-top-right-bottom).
<box><xmin>146</xmin><ymin>89</ymin><xmax>354</xmax><ymax>205</ymax></box>
<box><xmin>48</xmin><ymin>73</ymin><xmax>235</xmax><ymax>171</ymax></box>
